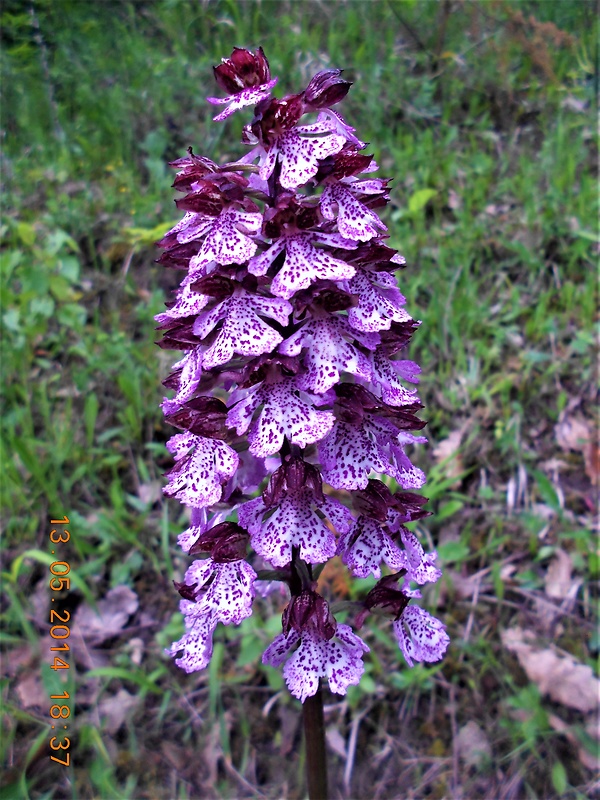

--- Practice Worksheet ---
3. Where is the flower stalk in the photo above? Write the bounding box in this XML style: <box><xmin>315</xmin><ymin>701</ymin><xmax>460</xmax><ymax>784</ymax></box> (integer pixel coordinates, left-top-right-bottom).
<box><xmin>157</xmin><ymin>46</ymin><xmax>449</xmax><ymax>797</ymax></box>
<box><xmin>303</xmin><ymin>685</ymin><xmax>328</xmax><ymax>800</ymax></box>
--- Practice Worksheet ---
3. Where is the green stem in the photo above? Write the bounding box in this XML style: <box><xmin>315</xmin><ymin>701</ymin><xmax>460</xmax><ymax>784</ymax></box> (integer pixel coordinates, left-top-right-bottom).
<box><xmin>303</xmin><ymin>683</ymin><xmax>328</xmax><ymax>800</ymax></box>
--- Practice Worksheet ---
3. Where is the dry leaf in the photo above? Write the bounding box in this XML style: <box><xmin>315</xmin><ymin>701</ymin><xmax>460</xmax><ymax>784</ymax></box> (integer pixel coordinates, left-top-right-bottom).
<box><xmin>555</xmin><ymin>415</ymin><xmax>599</xmax><ymax>485</ymax></box>
<box><xmin>502</xmin><ymin>627</ymin><xmax>599</xmax><ymax>713</ymax></box>
<box><xmin>73</xmin><ymin>585</ymin><xmax>138</xmax><ymax>646</ymax></box>
<box><xmin>326</xmin><ymin>727</ymin><xmax>347</xmax><ymax>759</ymax></box>
<box><xmin>445</xmin><ymin>569</ymin><xmax>491</xmax><ymax>600</ymax></box>
<box><xmin>137</xmin><ymin>481</ymin><xmax>161</xmax><ymax>505</ymax></box>
<box><xmin>433</xmin><ymin>429</ymin><xmax>464</xmax><ymax>486</ymax></box>
<box><xmin>98</xmin><ymin>688</ymin><xmax>138</xmax><ymax>735</ymax></box>
<box><xmin>456</xmin><ymin>721</ymin><xmax>491</xmax><ymax>767</ymax></box>
<box><xmin>549</xmin><ymin>713</ymin><xmax>600</xmax><ymax>772</ymax></box>
<box><xmin>544</xmin><ymin>549</ymin><xmax>573</xmax><ymax>600</ymax></box>
<box><xmin>556</xmin><ymin>415</ymin><xmax>589</xmax><ymax>452</ymax></box>
<box><xmin>15</xmin><ymin>673</ymin><xmax>46</xmax><ymax>710</ymax></box>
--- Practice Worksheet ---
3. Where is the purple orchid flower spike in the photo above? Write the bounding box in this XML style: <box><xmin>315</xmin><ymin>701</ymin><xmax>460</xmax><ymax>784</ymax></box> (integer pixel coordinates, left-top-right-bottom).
<box><xmin>157</xmin><ymin>45</ymin><xmax>448</xmax><ymax>800</ymax></box>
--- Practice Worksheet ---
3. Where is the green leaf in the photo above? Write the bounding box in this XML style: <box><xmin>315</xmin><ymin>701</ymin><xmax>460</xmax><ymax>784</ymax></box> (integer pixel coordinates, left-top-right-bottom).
<box><xmin>551</xmin><ymin>761</ymin><xmax>567</xmax><ymax>795</ymax></box>
<box><xmin>437</xmin><ymin>540</ymin><xmax>470</xmax><ymax>564</ymax></box>
<box><xmin>84</xmin><ymin>393</ymin><xmax>99</xmax><ymax>446</ymax></box>
<box><xmin>532</xmin><ymin>469</ymin><xmax>561</xmax><ymax>513</ymax></box>
<box><xmin>408</xmin><ymin>188</ymin><xmax>437</xmax><ymax>213</ymax></box>
<box><xmin>16</xmin><ymin>222</ymin><xmax>36</xmax><ymax>247</ymax></box>
<box><xmin>436</xmin><ymin>500</ymin><xmax>464</xmax><ymax>521</ymax></box>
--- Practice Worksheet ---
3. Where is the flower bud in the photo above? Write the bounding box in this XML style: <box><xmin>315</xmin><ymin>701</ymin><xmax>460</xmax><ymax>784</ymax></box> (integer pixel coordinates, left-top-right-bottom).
<box><xmin>304</xmin><ymin>69</ymin><xmax>352</xmax><ymax>108</ymax></box>
<box><xmin>282</xmin><ymin>590</ymin><xmax>336</xmax><ymax>640</ymax></box>
<box><xmin>188</xmin><ymin>521</ymin><xmax>249</xmax><ymax>562</ymax></box>
<box><xmin>353</xmin><ymin>480</ymin><xmax>394</xmax><ymax>522</ymax></box>
<box><xmin>214</xmin><ymin>46</ymin><xmax>271</xmax><ymax>94</ymax></box>
<box><xmin>163</xmin><ymin>396</ymin><xmax>231</xmax><ymax>439</ymax></box>
<box><xmin>364</xmin><ymin>573</ymin><xmax>410</xmax><ymax>619</ymax></box>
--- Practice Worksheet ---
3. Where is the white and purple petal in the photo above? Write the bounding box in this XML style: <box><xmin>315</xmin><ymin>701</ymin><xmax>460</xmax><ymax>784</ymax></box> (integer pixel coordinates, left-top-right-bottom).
<box><xmin>370</xmin><ymin>350</ymin><xmax>421</xmax><ymax>407</ymax></box>
<box><xmin>321</xmin><ymin>183</ymin><xmax>386</xmax><ymax>241</ymax></box>
<box><xmin>345</xmin><ymin>270</ymin><xmax>412</xmax><ymax>333</ymax></box>
<box><xmin>276</xmin><ymin>129</ymin><xmax>346</xmax><ymax>189</ymax></box>
<box><xmin>194</xmin><ymin>207</ymin><xmax>261</xmax><ymax>267</ymax></box>
<box><xmin>163</xmin><ymin>436</ymin><xmax>239</xmax><ymax>508</ymax></box>
<box><xmin>246</xmin><ymin>379</ymin><xmax>335</xmax><ymax>457</ymax></box>
<box><xmin>279</xmin><ymin>317</ymin><xmax>372</xmax><ymax>394</ymax></box>
<box><xmin>250</xmin><ymin>491</ymin><xmax>337</xmax><ymax>567</ymax></box>
<box><xmin>393</xmin><ymin>606</ymin><xmax>449</xmax><ymax>668</ymax></box>
<box><xmin>207</xmin><ymin>78</ymin><xmax>278</xmax><ymax>121</ymax></box>
<box><xmin>398</xmin><ymin>528</ymin><xmax>442</xmax><ymax>585</ymax></box>
<box><xmin>338</xmin><ymin>517</ymin><xmax>404</xmax><ymax>579</ymax></box>
<box><xmin>193</xmin><ymin>292</ymin><xmax>291</xmax><ymax>369</ymax></box>
<box><xmin>167</xmin><ymin>601</ymin><xmax>217</xmax><ymax>673</ymax></box>
<box><xmin>271</xmin><ymin>624</ymin><xmax>369</xmax><ymax>703</ymax></box>
<box><xmin>185</xmin><ymin>558</ymin><xmax>256</xmax><ymax>624</ymax></box>
<box><xmin>271</xmin><ymin>235</ymin><xmax>355</xmax><ymax>300</ymax></box>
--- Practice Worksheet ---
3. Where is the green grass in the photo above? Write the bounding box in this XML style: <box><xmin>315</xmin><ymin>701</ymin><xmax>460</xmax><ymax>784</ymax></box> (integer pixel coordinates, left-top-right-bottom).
<box><xmin>2</xmin><ymin>1</ymin><xmax>598</xmax><ymax>798</ymax></box>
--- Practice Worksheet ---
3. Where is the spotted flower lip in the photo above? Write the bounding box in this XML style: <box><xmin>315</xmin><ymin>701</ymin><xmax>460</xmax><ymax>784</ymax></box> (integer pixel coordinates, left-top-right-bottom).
<box><xmin>263</xmin><ymin>596</ymin><xmax>370</xmax><ymax>702</ymax></box>
<box><xmin>159</xmin><ymin>46</ymin><xmax>448</xmax><ymax>689</ymax></box>
<box><xmin>238</xmin><ymin>474</ymin><xmax>352</xmax><ymax>567</ymax></box>
<box><xmin>393</xmin><ymin>606</ymin><xmax>450</xmax><ymax>668</ymax></box>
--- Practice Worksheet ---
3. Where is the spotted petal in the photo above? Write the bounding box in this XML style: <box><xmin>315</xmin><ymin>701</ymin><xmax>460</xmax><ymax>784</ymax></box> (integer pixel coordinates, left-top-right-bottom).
<box><xmin>321</xmin><ymin>183</ymin><xmax>386</xmax><ymax>241</ymax></box>
<box><xmin>185</xmin><ymin>558</ymin><xmax>256</xmax><ymax>624</ymax></box>
<box><xmin>266</xmin><ymin>624</ymin><xmax>369</xmax><ymax>703</ymax></box>
<box><xmin>193</xmin><ymin>291</ymin><xmax>292</xmax><ymax>368</ymax></box>
<box><xmin>241</xmin><ymin>379</ymin><xmax>335</xmax><ymax>457</ymax></box>
<box><xmin>271</xmin><ymin>234</ymin><xmax>355</xmax><ymax>300</ymax></box>
<box><xmin>166</xmin><ymin>601</ymin><xmax>217</xmax><ymax>673</ymax></box>
<box><xmin>155</xmin><ymin>279</ymin><xmax>211</xmax><ymax>325</ymax></box>
<box><xmin>275</xmin><ymin>129</ymin><xmax>346</xmax><ymax>189</ymax></box>
<box><xmin>318</xmin><ymin>420</ymin><xmax>391</xmax><ymax>490</ymax></box>
<box><xmin>279</xmin><ymin>317</ymin><xmax>373</xmax><ymax>394</ymax></box>
<box><xmin>338</xmin><ymin>516</ymin><xmax>404</xmax><ymax>579</ymax></box>
<box><xmin>345</xmin><ymin>270</ymin><xmax>412</xmax><ymax>333</ymax></box>
<box><xmin>393</xmin><ymin>606</ymin><xmax>449</xmax><ymax>668</ymax></box>
<box><xmin>163</xmin><ymin>435</ymin><xmax>239</xmax><ymax>508</ymax></box>
<box><xmin>319</xmin><ymin>417</ymin><xmax>426</xmax><ymax>491</ymax></box>
<box><xmin>171</xmin><ymin>347</ymin><xmax>204</xmax><ymax>404</ymax></box>
<box><xmin>370</xmin><ymin>350</ymin><xmax>421</xmax><ymax>407</ymax></box>
<box><xmin>398</xmin><ymin>528</ymin><xmax>442</xmax><ymax>585</ymax></box>
<box><xmin>238</xmin><ymin>490</ymin><xmax>338</xmax><ymax>567</ymax></box>
<box><xmin>207</xmin><ymin>78</ymin><xmax>278</xmax><ymax>121</ymax></box>
<box><xmin>192</xmin><ymin>207</ymin><xmax>261</xmax><ymax>269</ymax></box>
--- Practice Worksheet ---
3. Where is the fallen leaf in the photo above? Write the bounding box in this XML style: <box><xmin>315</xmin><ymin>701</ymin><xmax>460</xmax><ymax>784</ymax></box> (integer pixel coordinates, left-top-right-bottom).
<box><xmin>73</xmin><ymin>585</ymin><xmax>138</xmax><ymax>646</ymax></box>
<box><xmin>555</xmin><ymin>415</ymin><xmax>598</xmax><ymax>485</ymax></box>
<box><xmin>556</xmin><ymin>415</ymin><xmax>589</xmax><ymax>452</ymax></box>
<box><xmin>549</xmin><ymin>712</ymin><xmax>600</xmax><ymax>771</ymax></box>
<box><xmin>137</xmin><ymin>481</ymin><xmax>161</xmax><ymax>505</ymax></box>
<box><xmin>456</xmin><ymin>721</ymin><xmax>491</xmax><ymax>767</ymax></box>
<box><xmin>15</xmin><ymin>673</ymin><xmax>46</xmax><ymax>710</ymax></box>
<box><xmin>98</xmin><ymin>688</ymin><xmax>138</xmax><ymax>735</ymax></box>
<box><xmin>326</xmin><ymin>726</ymin><xmax>347</xmax><ymax>759</ymax></box>
<box><xmin>433</xmin><ymin>429</ymin><xmax>464</xmax><ymax>487</ymax></box>
<box><xmin>502</xmin><ymin>627</ymin><xmax>599</xmax><ymax>713</ymax></box>
<box><xmin>544</xmin><ymin>549</ymin><xmax>573</xmax><ymax>600</ymax></box>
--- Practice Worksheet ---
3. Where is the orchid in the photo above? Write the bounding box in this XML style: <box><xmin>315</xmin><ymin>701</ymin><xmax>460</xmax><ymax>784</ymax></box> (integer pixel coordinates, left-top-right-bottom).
<box><xmin>158</xmin><ymin>46</ymin><xmax>448</xmax><ymax>720</ymax></box>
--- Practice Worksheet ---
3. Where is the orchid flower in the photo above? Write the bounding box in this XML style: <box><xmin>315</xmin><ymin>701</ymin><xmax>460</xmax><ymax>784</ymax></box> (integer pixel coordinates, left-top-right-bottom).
<box><xmin>157</xmin><ymin>47</ymin><xmax>449</xmax><ymax>706</ymax></box>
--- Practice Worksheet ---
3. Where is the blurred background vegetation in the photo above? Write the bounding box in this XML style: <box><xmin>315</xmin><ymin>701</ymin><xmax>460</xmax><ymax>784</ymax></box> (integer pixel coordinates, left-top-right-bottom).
<box><xmin>1</xmin><ymin>1</ymin><xmax>597</xmax><ymax>798</ymax></box>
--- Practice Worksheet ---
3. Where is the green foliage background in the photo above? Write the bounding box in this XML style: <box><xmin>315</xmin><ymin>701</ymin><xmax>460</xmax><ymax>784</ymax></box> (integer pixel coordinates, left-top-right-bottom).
<box><xmin>1</xmin><ymin>1</ymin><xmax>597</xmax><ymax>798</ymax></box>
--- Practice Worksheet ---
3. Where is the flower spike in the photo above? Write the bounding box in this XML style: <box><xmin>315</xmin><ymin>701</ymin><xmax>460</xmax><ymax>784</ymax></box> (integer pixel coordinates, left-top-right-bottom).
<box><xmin>158</xmin><ymin>47</ymin><xmax>448</xmax><ymax>699</ymax></box>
